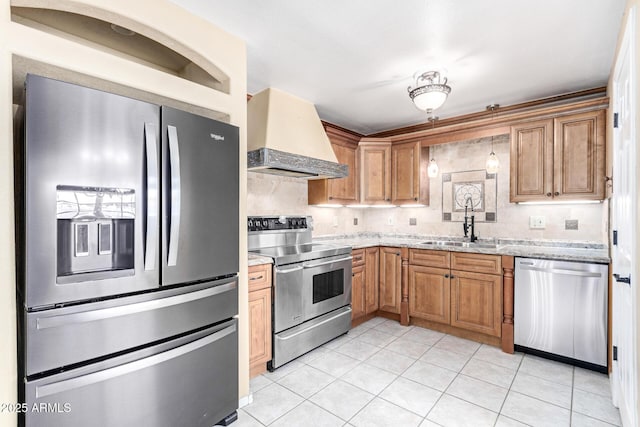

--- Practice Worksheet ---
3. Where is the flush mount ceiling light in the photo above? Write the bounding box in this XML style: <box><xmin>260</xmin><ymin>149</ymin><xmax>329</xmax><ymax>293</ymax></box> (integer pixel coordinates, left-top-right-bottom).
<box><xmin>485</xmin><ymin>104</ymin><xmax>500</xmax><ymax>174</ymax></box>
<box><xmin>408</xmin><ymin>71</ymin><xmax>451</xmax><ymax>112</ymax></box>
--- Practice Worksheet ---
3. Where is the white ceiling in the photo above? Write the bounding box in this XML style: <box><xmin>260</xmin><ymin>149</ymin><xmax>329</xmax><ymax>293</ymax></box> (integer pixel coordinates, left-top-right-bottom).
<box><xmin>170</xmin><ymin>0</ymin><xmax>626</xmax><ymax>135</ymax></box>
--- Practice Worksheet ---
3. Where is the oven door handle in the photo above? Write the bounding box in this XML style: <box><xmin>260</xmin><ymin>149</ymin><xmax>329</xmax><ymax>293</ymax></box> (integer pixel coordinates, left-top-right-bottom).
<box><xmin>303</xmin><ymin>256</ymin><xmax>353</xmax><ymax>269</ymax></box>
<box><xmin>275</xmin><ymin>265</ymin><xmax>304</xmax><ymax>274</ymax></box>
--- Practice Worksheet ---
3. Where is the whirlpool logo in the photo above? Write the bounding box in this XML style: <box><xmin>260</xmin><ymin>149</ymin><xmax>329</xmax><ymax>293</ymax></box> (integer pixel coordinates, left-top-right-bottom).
<box><xmin>210</xmin><ymin>133</ymin><xmax>225</xmax><ymax>141</ymax></box>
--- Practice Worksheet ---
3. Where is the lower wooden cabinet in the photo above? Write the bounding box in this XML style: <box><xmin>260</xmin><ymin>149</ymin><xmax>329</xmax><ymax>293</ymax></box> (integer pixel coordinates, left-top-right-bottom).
<box><xmin>364</xmin><ymin>247</ymin><xmax>380</xmax><ymax>314</ymax></box>
<box><xmin>408</xmin><ymin>249</ymin><xmax>503</xmax><ymax>338</ymax></box>
<box><xmin>352</xmin><ymin>247</ymin><xmax>380</xmax><ymax>321</ymax></box>
<box><xmin>450</xmin><ymin>270</ymin><xmax>502</xmax><ymax>337</ymax></box>
<box><xmin>249</xmin><ymin>264</ymin><xmax>272</xmax><ymax>378</ymax></box>
<box><xmin>379</xmin><ymin>247</ymin><xmax>402</xmax><ymax>314</ymax></box>
<box><xmin>351</xmin><ymin>263</ymin><xmax>366</xmax><ymax>320</ymax></box>
<box><xmin>409</xmin><ymin>265</ymin><xmax>450</xmax><ymax>324</ymax></box>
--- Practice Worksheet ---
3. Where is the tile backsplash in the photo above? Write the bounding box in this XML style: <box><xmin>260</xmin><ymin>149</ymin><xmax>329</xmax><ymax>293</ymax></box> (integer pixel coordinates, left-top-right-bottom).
<box><xmin>247</xmin><ymin>135</ymin><xmax>607</xmax><ymax>243</ymax></box>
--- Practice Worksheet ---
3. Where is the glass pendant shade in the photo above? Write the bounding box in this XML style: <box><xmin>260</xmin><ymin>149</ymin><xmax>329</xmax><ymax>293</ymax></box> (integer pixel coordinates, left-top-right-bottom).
<box><xmin>486</xmin><ymin>151</ymin><xmax>500</xmax><ymax>174</ymax></box>
<box><xmin>411</xmin><ymin>90</ymin><xmax>448</xmax><ymax>111</ymax></box>
<box><xmin>427</xmin><ymin>158</ymin><xmax>439</xmax><ymax>178</ymax></box>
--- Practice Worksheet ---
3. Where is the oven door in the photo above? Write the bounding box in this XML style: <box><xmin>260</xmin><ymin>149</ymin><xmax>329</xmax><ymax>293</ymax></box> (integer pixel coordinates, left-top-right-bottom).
<box><xmin>302</xmin><ymin>254</ymin><xmax>352</xmax><ymax>322</ymax></box>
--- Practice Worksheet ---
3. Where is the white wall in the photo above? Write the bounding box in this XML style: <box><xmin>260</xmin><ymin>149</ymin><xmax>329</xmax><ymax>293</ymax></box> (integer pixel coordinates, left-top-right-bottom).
<box><xmin>248</xmin><ymin>135</ymin><xmax>607</xmax><ymax>243</ymax></box>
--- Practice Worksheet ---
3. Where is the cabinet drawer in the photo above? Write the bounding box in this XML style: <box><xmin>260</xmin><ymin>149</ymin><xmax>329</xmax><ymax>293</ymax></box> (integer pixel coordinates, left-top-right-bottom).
<box><xmin>352</xmin><ymin>248</ymin><xmax>366</xmax><ymax>267</ymax></box>
<box><xmin>451</xmin><ymin>252</ymin><xmax>502</xmax><ymax>275</ymax></box>
<box><xmin>409</xmin><ymin>249</ymin><xmax>450</xmax><ymax>268</ymax></box>
<box><xmin>248</xmin><ymin>264</ymin><xmax>272</xmax><ymax>292</ymax></box>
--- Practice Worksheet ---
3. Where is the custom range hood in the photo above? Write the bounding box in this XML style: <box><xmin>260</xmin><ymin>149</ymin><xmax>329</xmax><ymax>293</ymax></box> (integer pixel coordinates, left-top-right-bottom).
<box><xmin>247</xmin><ymin>88</ymin><xmax>348</xmax><ymax>179</ymax></box>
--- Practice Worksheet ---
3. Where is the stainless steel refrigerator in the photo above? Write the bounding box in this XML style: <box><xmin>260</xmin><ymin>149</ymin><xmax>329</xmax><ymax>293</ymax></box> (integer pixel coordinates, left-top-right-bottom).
<box><xmin>16</xmin><ymin>74</ymin><xmax>240</xmax><ymax>427</ymax></box>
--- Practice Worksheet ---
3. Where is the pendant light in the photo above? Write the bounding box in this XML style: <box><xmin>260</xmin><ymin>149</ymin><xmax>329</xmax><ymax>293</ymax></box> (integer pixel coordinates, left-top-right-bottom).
<box><xmin>427</xmin><ymin>116</ymin><xmax>439</xmax><ymax>178</ymax></box>
<box><xmin>485</xmin><ymin>104</ymin><xmax>500</xmax><ymax>174</ymax></box>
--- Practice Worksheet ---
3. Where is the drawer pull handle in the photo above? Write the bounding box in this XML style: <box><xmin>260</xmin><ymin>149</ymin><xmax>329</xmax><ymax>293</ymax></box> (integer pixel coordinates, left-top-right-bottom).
<box><xmin>444</xmin><ymin>274</ymin><xmax>450</xmax><ymax>278</ymax></box>
<box><xmin>249</xmin><ymin>275</ymin><xmax>264</xmax><ymax>281</ymax></box>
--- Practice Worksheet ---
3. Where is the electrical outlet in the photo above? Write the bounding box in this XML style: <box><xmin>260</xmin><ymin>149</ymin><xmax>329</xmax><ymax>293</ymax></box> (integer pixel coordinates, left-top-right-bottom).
<box><xmin>409</xmin><ymin>218</ymin><xmax>417</xmax><ymax>226</ymax></box>
<box><xmin>565</xmin><ymin>219</ymin><xmax>579</xmax><ymax>230</ymax></box>
<box><xmin>353</xmin><ymin>217</ymin><xmax>358</xmax><ymax>226</ymax></box>
<box><xmin>529</xmin><ymin>216</ymin><xmax>546</xmax><ymax>229</ymax></box>
<box><xmin>387</xmin><ymin>216</ymin><xmax>394</xmax><ymax>226</ymax></box>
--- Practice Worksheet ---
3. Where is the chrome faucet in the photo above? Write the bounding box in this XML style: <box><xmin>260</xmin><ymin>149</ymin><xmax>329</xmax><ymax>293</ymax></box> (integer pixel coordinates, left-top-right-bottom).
<box><xmin>463</xmin><ymin>197</ymin><xmax>478</xmax><ymax>242</ymax></box>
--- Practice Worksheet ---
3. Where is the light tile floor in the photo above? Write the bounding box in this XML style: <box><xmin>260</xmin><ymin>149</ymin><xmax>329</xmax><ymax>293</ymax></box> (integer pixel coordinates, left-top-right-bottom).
<box><xmin>232</xmin><ymin>317</ymin><xmax>621</xmax><ymax>427</ymax></box>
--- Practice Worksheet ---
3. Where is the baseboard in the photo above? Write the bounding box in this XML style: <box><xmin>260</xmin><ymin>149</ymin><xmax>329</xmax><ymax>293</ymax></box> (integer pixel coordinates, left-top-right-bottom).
<box><xmin>238</xmin><ymin>393</ymin><xmax>253</xmax><ymax>409</ymax></box>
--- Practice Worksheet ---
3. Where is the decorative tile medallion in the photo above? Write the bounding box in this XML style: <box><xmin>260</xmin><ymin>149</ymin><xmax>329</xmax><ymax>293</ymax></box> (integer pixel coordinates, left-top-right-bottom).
<box><xmin>442</xmin><ymin>169</ymin><xmax>497</xmax><ymax>223</ymax></box>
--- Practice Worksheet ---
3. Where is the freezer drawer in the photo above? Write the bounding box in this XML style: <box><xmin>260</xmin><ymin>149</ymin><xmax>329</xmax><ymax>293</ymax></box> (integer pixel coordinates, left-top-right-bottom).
<box><xmin>24</xmin><ymin>319</ymin><xmax>238</xmax><ymax>427</ymax></box>
<box><xmin>24</xmin><ymin>276</ymin><xmax>237</xmax><ymax>376</ymax></box>
<box><xmin>514</xmin><ymin>258</ymin><xmax>608</xmax><ymax>367</ymax></box>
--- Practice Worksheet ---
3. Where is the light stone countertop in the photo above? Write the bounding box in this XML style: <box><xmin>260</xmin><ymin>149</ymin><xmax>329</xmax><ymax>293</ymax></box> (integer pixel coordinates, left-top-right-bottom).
<box><xmin>248</xmin><ymin>253</ymin><xmax>273</xmax><ymax>267</ymax></box>
<box><xmin>313</xmin><ymin>234</ymin><xmax>610</xmax><ymax>264</ymax></box>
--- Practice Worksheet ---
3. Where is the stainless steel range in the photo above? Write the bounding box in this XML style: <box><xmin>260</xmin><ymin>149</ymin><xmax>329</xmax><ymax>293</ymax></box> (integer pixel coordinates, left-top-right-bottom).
<box><xmin>248</xmin><ymin>216</ymin><xmax>352</xmax><ymax>369</ymax></box>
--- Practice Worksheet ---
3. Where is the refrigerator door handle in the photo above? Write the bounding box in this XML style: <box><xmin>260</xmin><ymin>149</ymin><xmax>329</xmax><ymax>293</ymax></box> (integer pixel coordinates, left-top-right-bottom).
<box><xmin>35</xmin><ymin>321</ymin><xmax>236</xmax><ymax>398</ymax></box>
<box><xmin>167</xmin><ymin>125</ymin><xmax>181</xmax><ymax>267</ymax></box>
<box><xmin>36</xmin><ymin>279</ymin><xmax>237</xmax><ymax>330</ymax></box>
<box><xmin>144</xmin><ymin>123</ymin><xmax>158</xmax><ymax>271</ymax></box>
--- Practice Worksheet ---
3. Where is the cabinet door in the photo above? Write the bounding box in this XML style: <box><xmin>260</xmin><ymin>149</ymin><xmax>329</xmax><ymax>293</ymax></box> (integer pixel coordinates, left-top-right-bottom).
<box><xmin>409</xmin><ymin>265</ymin><xmax>450</xmax><ymax>324</ymax></box>
<box><xmin>510</xmin><ymin>119</ymin><xmax>554</xmax><ymax>202</ymax></box>
<box><xmin>450</xmin><ymin>270</ymin><xmax>502</xmax><ymax>337</ymax></box>
<box><xmin>360</xmin><ymin>143</ymin><xmax>391</xmax><ymax>204</ymax></box>
<box><xmin>379</xmin><ymin>247</ymin><xmax>402</xmax><ymax>313</ymax></box>
<box><xmin>392</xmin><ymin>141</ymin><xmax>419</xmax><ymax>204</ymax></box>
<box><xmin>328</xmin><ymin>143</ymin><xmax>359</xmax><ymax>203</ymax></box>
<box><xmin>553</xmin><ymin>110</ymin><xmax>605</xmax><ymax>200</ymax></box>
<box><xmin>308</xmin><ymin>142</ymin><xmax>358</xmax><ymax>205</ymax></box>
<box><xmin>351</xmin><ymin>264</ymin><xmax>365</xmax><ymax>320</ymax></box>
<box><xmin>365</xmin><ymin>247</ymin><xmax>380</xmax><ymax>314</ymax></box>
<box><xmin>249</xmin><ymin>287</ymin><xmax>272</xmax><ymax>377</ymax></box>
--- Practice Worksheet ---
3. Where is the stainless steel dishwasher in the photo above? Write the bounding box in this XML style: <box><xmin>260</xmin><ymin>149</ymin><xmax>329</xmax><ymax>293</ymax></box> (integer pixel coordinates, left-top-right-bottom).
<box><xmin>514</xmin><ymin>257</ymin><xmax>608</xmax><ymax>370</ymax></box>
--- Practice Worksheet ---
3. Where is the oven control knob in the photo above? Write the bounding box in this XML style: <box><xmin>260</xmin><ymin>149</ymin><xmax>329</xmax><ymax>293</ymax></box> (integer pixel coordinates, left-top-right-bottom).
<box><xmin>301</xmin><ymin>218</ymin><xmax>307</xmax><ymax>227</ymax></box>
<box><xmin>262</xmin><ymin>219</ymin><xmax>268</xmax><ymax>228</ymax></box>
<box><xmin>248</xmin><ymin>219</ymin><xmax>253</xmax><ymax>229</ymax></box>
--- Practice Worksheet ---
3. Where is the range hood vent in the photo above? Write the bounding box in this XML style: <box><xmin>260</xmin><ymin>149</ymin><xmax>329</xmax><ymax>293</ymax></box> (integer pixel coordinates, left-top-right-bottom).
<box><xmin>247</xmin><ymin>88</ymin><xmax>348</xmax><ymax>179</ymax></box>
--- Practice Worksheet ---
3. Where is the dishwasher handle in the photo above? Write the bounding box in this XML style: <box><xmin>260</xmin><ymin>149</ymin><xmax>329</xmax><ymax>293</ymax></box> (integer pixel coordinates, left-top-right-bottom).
<box><xmin>519</xmin><ymin>264</ymin><xmax>603</xmax><ymax>278</ymax></box>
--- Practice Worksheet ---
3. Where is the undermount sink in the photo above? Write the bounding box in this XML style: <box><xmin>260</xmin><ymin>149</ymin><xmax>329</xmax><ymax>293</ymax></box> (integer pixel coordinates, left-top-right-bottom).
<box><xmin>420</xmin><ymin>240</ymin><xmax>497</xmax><ymax>249</ymax></box>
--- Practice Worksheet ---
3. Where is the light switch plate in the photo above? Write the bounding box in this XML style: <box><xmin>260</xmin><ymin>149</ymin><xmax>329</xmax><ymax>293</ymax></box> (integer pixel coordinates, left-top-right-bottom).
<box><xmin>529</xmin><ymin>216</ymin><xmax>546</xmax><ymax>229</ymax></box>
<box><xmin>353</xmin><ymin>218</ymin><xmax>358</xmax><ymax>226</ymax></box>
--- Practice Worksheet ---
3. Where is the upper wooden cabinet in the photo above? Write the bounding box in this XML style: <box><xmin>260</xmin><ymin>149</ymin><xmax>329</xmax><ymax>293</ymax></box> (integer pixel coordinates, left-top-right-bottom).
<box><xmin>510</xmin><ymin>110</ymin><xmax>605</xmax><ymax>202</ymax></box>
<box><xmin>358</xmin><ymin>138</ymin><xmax>392</xmax><ymax>204</ymax></box>
<box><xmin>391</xmin><ymin>140</ymin><xmax>430</xmax><ymax>205</ymax></box>
<box><xmin>308</xmin><ymin>124</ymin><xmax>360</xmax><ymax>205</ymax></box>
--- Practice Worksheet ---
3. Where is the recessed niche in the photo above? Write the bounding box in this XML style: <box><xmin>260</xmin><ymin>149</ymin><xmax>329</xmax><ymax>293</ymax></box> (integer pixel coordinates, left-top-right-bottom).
<box><xmin>11</xmin><ymin>6</ymin><xmax>229</xmax><ymax>94</ymax></box>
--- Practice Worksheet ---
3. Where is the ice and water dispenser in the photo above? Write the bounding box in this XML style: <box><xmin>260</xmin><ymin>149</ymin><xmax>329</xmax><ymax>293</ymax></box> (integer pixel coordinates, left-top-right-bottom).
<box><xmin>56</xmin><ymin>186</ymin><xmax>136</xmax><ymax>282</ymax></box>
